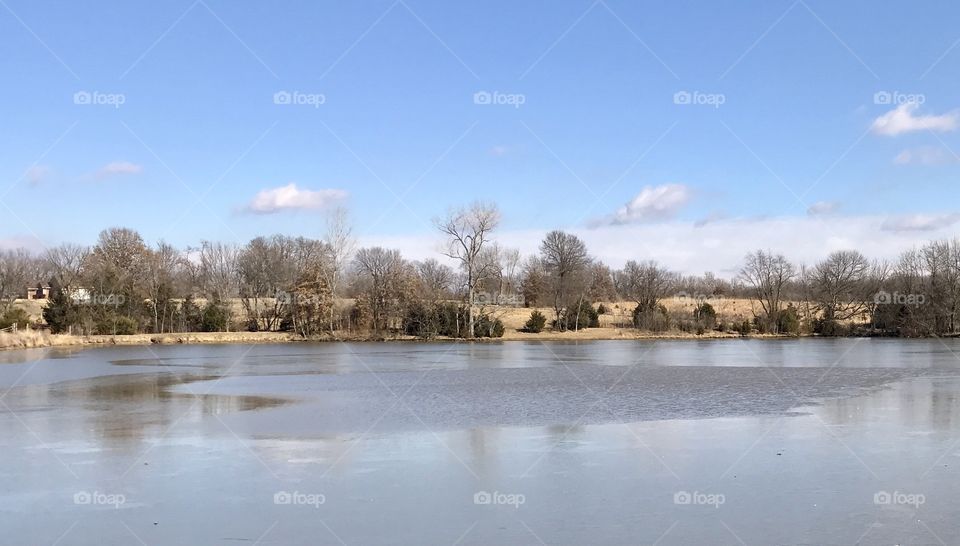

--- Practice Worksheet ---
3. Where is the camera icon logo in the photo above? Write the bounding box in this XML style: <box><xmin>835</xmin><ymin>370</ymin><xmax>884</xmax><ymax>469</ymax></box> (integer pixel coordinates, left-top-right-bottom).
<box><xmin>873</xmin><ymin>91</ymin><xmax>892</xmax><ymax>105</ymax></box>
<box><xmin>73</xmin><ymin>491</ymin><xmax>92</xmax><ymax>505</ymax></box>
<box><xmin>874</xmin><ymin>290</ymin><xmax>892</xmax><ymax>305</ymax></box>
<box><xmin>73</xmin><ymin>91</ymin><xmax>91</xmax><ymax>105</ymax></box>
<box><xmin>274</xmin><ymin>491</ymin><xmax>293</xmax><ymax>505</ymax></box>
<box><xmin>673</xmin><ymin>491</ymin><xmax>692</xmax><ymax>505</ymax></box>
<box><xmin>273</xmin><ymin>91</ymin><xmax>292</xmax><ymax>105</ymax></box>
<box><xmin>473</xmin><ymin>91</ymin><xmax>492</xmax><ymax>105</ymax></box>
<box><xmin>673</xmin><ymin>91</ymin><xmax>691</xmax><ymax>105</ymax></box>
<box><xmin>473</xmin><ymin>491</ymin><xmax>492</xmax><ymax>505</ymax></box>
<box><xmin>874</xmin><ymin>491</ymin><xmax>892</xmax><ymax>505</ymax></box>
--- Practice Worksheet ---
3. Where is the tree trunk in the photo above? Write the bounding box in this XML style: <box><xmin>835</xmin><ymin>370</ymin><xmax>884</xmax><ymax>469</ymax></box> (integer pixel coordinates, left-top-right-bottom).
<box><xmin>467</xmin><ymin>286</ymin><xmax>475</xmax><ymax>338</ymax></box>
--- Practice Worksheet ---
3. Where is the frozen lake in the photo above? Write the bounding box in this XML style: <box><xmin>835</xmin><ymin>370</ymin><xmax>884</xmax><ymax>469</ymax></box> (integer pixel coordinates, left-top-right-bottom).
<box><xmin>1</xmin><ymin>339</ymin><xmax>959</xmax><ymax>544</ymax></box>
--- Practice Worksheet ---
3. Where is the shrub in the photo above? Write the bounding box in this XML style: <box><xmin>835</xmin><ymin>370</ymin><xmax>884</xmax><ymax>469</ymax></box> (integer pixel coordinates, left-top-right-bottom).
<box><xmin>474</xmin><ymin>314</ymin><xmax>505</xmax><ymax>338</ymax></box>
<box><xmin>813</xmin><ymin>317</ymin><xmax>849</xmax><ymax>336</ymax></box>
<box><xmin>753</xmin><ymin>316</ymin><xmax>769</xmax><ymax>334</ymax></box>
<box><xmin>113</xmin><ymin>316</ymin><xmax>138</xmax><ymax>335</ymax></box>
<box><xmin>404</xmin><ymin>302</ymin><xmax>437</xmax><ymax>338</ymax></box>
<box><xmin>694</xmin><ymin>302</ymin><xmax>717</xmax><ymax>330</ymax></box>
<box><xmin>0</xmin><ymin>308</ymin><xmax>30</xmax><ymax>330</ymax></box>
<box><xmin>777</xmin><ymin>305</ymin><xmax>801</xmax><ymax>335</ymax></box>
<box><xmin>633</xmin><ymin>304</ymin><xmax>670</xmax><ymax>332</ymax></box>
<box><xmin>559</xmin><ymin>301</ymin><xmax>600</xmax><ymax>331</ymax></box>
<box><xmin>597</xmin><ymin>303</ymin><xmax>609</xmax><ymax>315</ymax></box>
<box><xmin>201</xmin><ymin>301</ymin><xmax>230</xmax><ymax>332</ymax></box>
<box><xmin>95</xmin><ymin>314</ymin><xmax>138</xmax><ymax>335</ymax></box>
<box><xmin>736</xmin><ymin>320</ymin><xmax>752</xmax><ymax>336</ymax></box>
<box><xmin>524</xmin><ymin>310</ymin><xmax>547</xmax><ymax>333</ymax></box>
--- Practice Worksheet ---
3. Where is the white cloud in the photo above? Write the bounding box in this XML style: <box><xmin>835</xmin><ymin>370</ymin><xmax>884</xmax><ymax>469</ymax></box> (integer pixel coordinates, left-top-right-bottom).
<box><xmin>893</xmin><ymin>146</ymin><xmax>956</xmax><ymax>165</ymax></box>
<box><xmin>25</xmin><ymin>165</ymin><xmax>51</xmax><ymax>185</ymax></box>
<box><xmin>880</xmin><ymin>213</ymin><xmax>960</xmax><ymax>232</ymax></box>
<box><xmin>597</xmin><ymin>184</ymin><xmax>692</xmax><ymax>226</ymax></box>
<box><xmin>244</xmin><ymin>183</ymin><xmax>347</xmax><ymax>214</ymax></box>
<box><xmin>96</xmin><ymin>161</ymin><xmax>143</xmax><ymax>179</ymax></box>
<box><xmin>871</xmin><ymin>103</ymin><xmax>959</xmax><ymax>136</ymax></box>
<box><xmin>371</xmin><ymin>213</ymin><xmax>960</xmax><ymax>278</ymax></box>
<box><xmin>807</xmin><ymin>201</ymin><xmax>839</xmax><ymax>216</ymax></box>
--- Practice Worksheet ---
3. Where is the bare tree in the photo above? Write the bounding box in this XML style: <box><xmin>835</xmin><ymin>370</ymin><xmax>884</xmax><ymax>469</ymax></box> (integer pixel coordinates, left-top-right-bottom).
<box><xmin>353</xmin><ymin>247</ymin><xmax>409</xmax><ymax>332</ymax></box>
<box><xmin>145</xmin><ymin>242</ymin><xmax>182</xmax><ymax>333</ymax></box>
<box><xmin>806</xmin><ymin>250</ymin><xmax>884</xmax><ymax>323</ymax></box>
<box><xmin>416</xmin><ymin>258</ymin><xmax>455</xmax><ymax>301</ymax></box>
<box><xmin>323</xmin><ymin>207</ymin><xmax>355</xmax><ymax>333</ymax></box>
<box><xmin>87</xmin><ymin>227</ymin><xmax>149</xmax><ymax>307</ymax></box>
<box><xmin>44</xmin><ymin>243</ymin><xmax>89</xmax><ymax>289</ymax></box>
<box><xmin>619</xmin><ymin>260</ymin><xmax>674</xmax><ymax>311</ymax></box>
<box><xmin>738</xmin><ymin>250</ymin><xmax>796</xmax><ymax>332</ymax></box>
<box><xmin>435</xmin><ymin>202</ymin><xmax>500</xmax><ymax>338</ymax></box>
<box><xmin>539</xmin><ymin>230</ymin><xmax>590</xmax><ymax>328</ymax></box>
<box><xmin>0</xmin><ymin>249</ymin><xmax>40</xmax><ymax>312</ymax></box>
<box><xmin>237</xmin><ymin>235</ymin><xmax>298</xmax><ymax>331</ymax></box>
<box><xmin>198</xmin><ymin>241</ymin><xmax>240</xmax><ymax>301</ymax></box>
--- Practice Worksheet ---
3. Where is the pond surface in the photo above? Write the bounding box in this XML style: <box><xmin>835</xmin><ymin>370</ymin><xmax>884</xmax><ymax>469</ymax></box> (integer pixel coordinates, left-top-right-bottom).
<box><xmin>1</xmin><ymin>339</ymin><xmax>960</xmax><ymax>544</ymax></box>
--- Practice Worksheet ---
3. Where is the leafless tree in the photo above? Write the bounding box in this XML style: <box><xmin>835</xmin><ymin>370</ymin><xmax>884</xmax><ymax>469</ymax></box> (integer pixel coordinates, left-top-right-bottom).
<box><xmin>237</xmin><ymin>235</ymin><xmax>298</xmax><ymax>331</ymax></box>
<box><xmin>0</xmin><ymin>249</ymin><xmax>40</xmax><ymax>312</ymax></box>
<box><xmin>806</xmin><ymin>250</ymin><xmax>884</xmax><ymax>322</ymax></box>
<box><xmin>619</xmin><ymin>260</ymin><xmax>674</xmax><ymax>311</ymax></box>
<box><xmin>198</xmin><ymin>241</ymin><xmax>240</xmax><ymax>301</ymax></box>
<box><xmin>738</xmin><ymin>250</ymin><xmax>796</xmax><ymax>332</ymax></box>
<box><xmin>145</xmin><ymin>242</ymin><xmax>182</xmax><ymax>333</ymax></box>
<box><xmin>323</xmin><ymin>207</ymin><xmax>355</xmax><ymax>333</ymax></box>
<box><xmin>354</xmin><ymin>247</ymin><xmax>409</xmax><ymax>332</ymax></box>
<box><xmin>87</xmin><ymin>227</ymin><xmax>149</xmax><ymax>305</ymax></box>
<box><xmin>416</xmin><ymin>258</ymin><xmax>455</xmax><ymax>301</ymax></box>
<box><xmin>539</xmin><ymin>230</ymin><xmax>590</xmax><ymax>327</ymax></box>
<box><xmin>44</xmin><ymin>243</ymin><xmax>89</xmax><ymax>289</ymax></box>
<box><xmin>435</xmin><ymin>202</ymin><xmax>500</xmax><ymax>338</ymax></box>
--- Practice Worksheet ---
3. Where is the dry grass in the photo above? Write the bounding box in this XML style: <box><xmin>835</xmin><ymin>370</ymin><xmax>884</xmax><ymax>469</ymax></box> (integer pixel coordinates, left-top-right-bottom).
<box><xmin>0</xmin><ymin>329</ymin><xmax>298</xmax><ymax>351</ymax></box>
<box><xmin>488</xmin><ymin>298</ymin><xmax>766</xmax><ymax>333</ymax></box>
<box><xmin>2</xmin><ymin>297</ymin><xmax>796</xmax><ymax>352</ymax></box>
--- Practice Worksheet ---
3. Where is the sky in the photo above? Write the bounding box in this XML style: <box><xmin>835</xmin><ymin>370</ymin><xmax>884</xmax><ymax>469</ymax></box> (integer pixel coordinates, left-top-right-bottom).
<box><xmin>2</xmin><ymin>0</ymin><xmax>960</xmax><ymax>275</ymax></box>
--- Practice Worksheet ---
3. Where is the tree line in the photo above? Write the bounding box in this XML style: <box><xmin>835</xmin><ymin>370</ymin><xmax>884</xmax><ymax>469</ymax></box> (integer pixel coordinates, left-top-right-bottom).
<box><xmin>0</xmin><ymin>202</ymin><xmax>957</xmax><ymax>338</ymax></box>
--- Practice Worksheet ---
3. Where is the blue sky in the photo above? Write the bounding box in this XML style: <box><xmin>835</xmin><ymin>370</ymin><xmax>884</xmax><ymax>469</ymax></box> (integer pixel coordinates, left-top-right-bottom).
<box><xmin>2</xmin><ymin>0</ymin><xmax>960</xmax><ymax>272</ymax></box>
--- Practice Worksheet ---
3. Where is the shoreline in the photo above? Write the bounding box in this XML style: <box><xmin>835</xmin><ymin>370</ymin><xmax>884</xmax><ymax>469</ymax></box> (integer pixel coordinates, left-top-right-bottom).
<box><xmin>0</xmin><ymin>327</ymin><xmax>888</xmax><ymax>353</ymax></box>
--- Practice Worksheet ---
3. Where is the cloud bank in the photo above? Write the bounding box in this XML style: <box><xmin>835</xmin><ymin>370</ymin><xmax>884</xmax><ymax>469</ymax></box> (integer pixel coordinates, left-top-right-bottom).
<box><xmin>371</xmin><ymin>213</ymin><xmax>960</xmax><ymax>278</ymax></box>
